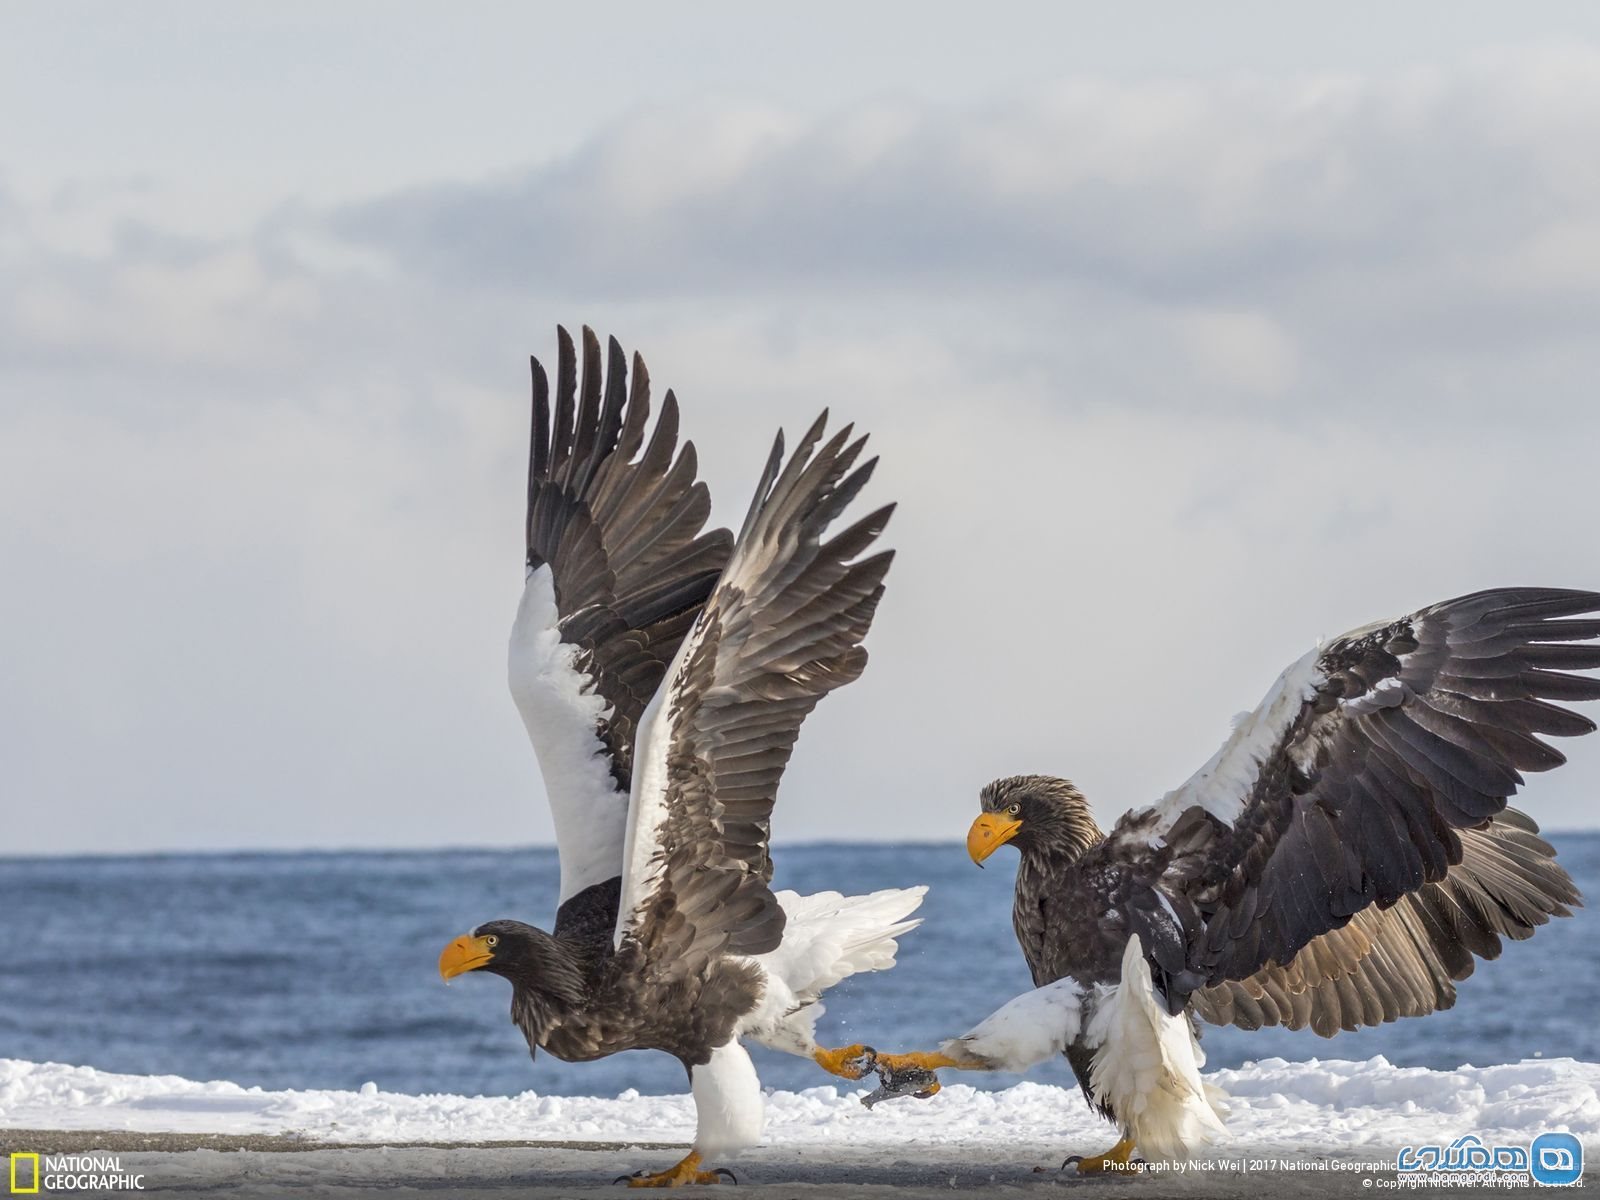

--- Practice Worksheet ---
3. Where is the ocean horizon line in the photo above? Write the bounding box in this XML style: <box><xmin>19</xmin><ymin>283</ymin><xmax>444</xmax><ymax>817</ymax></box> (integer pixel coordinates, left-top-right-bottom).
<box><xmin>0</xmin><ymin>836</ymin><xmax>989</xmax><ymax>864</ymax></box>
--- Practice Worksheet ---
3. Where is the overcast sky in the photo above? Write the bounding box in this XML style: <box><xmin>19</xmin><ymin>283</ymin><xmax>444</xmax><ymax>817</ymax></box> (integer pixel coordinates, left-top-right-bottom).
<box><xmin>5</xmin><ymin>3</ymin><xmax>1600</xmax><ymax>855</ymax></box>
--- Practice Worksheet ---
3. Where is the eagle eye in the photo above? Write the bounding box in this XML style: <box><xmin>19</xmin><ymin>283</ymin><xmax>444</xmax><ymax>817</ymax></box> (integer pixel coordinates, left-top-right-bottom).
<box><xmin>485</xmin><ymin>934</ymin><xmax>499</xmax><ymax>947</ymax></box>
<box><xmin>1007</xmin><ymin>803</ymin><xmax>1021</xmax><ymax>815</ymax></box>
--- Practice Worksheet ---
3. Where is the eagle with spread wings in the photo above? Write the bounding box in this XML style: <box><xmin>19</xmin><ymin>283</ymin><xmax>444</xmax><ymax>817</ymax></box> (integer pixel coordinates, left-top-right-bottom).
<box><xmin>869</xmin><ymin>589</ymin><xmax>1597</xmax><ymax>1169</ymax></box>
<box><xmin>438</xmin><ymin>328</ymin><xmax>920</xmax><ymax>1187</ymax></box>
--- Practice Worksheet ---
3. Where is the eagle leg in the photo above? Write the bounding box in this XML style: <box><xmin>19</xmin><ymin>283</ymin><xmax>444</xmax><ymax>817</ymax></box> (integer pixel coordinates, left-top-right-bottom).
<box><xmin>615</xmin><ymin>1152</ymin><xmax>734</xmax><ymax>1187</ymax></box>
<box><xmin>868</xmin><ymin>1050</ymin><xmax>958</xmax><ymax>1073</ymax></box>
<box><xmin>812</xmin><ymin>1043</ymin><xmax>877</xmax><ymax>1080</ymax></box>
<box><xmin>1063</xmin><ymin>1136</ymin><xmax>1144</xmax><ymax>1174</ymax></box>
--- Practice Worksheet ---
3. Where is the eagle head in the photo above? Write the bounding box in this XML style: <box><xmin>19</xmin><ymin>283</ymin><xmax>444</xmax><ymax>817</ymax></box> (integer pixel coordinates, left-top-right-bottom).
<box><xmin>438</xmin><ymin>919</ymin><xmax>587</xmax><ymax>1052</ymax></box>
<box><xmin>439</xmin><ymin>919</ymin><xmax>549</xmax><ymax>982</ymax></box>
<box><xmin>968</xmin><ymin>774</ymin><xmax>1103</xmax><ymax>865</ymax></box>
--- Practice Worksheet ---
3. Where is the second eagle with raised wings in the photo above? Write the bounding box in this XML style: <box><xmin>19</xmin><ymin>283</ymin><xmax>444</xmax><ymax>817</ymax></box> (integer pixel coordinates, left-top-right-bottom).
<box><xmin>871</xmin><ymin>588</ymin><xmax>1597</xmax><ymax>1170</ymax></box>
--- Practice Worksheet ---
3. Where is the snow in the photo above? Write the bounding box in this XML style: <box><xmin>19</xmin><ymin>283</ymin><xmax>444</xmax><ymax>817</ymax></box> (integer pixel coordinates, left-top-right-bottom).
<box><xmin>4</xmin><ymin>1057</ymin><xmax>1600</xmax><ymax>1153</ymax></box>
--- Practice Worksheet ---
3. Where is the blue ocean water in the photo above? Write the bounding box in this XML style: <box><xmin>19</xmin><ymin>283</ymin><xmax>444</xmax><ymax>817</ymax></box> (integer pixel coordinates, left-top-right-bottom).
<box><xmin>1</xmin><ymin>838</ymin><xmax>1595</xmax><ymax>1099</ymax></box>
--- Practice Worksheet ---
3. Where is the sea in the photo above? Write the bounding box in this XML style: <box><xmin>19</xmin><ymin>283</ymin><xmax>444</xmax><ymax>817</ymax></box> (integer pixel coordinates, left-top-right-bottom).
<box><xmin>2</xmin><ymin>838</ymin><xmax>1596</xmax><ymax>1100</ymax></box>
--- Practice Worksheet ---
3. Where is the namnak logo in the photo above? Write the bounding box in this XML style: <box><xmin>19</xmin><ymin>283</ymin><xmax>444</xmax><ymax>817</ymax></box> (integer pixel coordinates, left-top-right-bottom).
<box><xmin>8</xmin><ymin>1153</ymin><xmax>40</xmax><ymax>1194</ymax></box>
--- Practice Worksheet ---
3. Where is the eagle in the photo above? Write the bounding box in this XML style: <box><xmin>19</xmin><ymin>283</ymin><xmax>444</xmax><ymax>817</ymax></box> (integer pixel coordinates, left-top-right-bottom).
<box><xmin>867</xmin><ymin>588</ymin><xmax>1598</xmax><ymax>1170</ymax></box>
<box><xmin>438</xmin><ymin>328</ymin><xmax>920</xmax><ymax>1187</ymax></box>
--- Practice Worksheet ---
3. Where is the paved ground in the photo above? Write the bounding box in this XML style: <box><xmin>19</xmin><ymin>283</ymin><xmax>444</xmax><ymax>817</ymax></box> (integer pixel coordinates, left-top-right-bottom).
<box><xmin>1</xmin><ymin>1131</ymin><xmax>1585</xmax><ymax>1198</ymax></box>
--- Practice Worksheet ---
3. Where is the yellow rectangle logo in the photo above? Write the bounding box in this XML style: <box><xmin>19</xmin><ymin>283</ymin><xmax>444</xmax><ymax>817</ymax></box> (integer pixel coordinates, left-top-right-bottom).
<box><xmin>9</xmin><ymin>1152</ymin><xmax>40</xmax><ymax>1194</ymax></box>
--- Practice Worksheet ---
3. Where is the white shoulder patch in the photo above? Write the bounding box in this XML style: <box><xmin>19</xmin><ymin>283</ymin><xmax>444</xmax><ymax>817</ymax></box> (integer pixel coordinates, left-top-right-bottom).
<box><xmin>508</xmin><ymin>565</ymin><xmax>630</xmax><ymax>905</ymax></box>
<box><xmin>1340</xmin><ymin>674</ymin><xmax>1409</xmax><ymax>715</ymax></box>
<box><xmin>1146</xmin><ymin>644</ymin><xmax>1325</xmax><ymax>834</ymax></box>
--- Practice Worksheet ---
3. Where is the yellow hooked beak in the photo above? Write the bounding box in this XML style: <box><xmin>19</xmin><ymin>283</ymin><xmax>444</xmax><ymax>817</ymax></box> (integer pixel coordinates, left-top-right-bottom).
<box><xmin>967</xmin><ymin>811</ymin><xmax>1022</xmax><ymax>865</ymax></box>
<box><xmin>438</xmin><ymin>934</ymin><xmax>495</xmax><ymax>981</ymax></box>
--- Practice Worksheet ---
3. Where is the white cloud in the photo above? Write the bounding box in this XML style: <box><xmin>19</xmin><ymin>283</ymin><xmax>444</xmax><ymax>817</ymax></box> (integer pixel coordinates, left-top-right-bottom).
<box><xmin>4</xmin><ymin>51</ymin><xmax>1600</xmax><ymax>853</ymax></box>
<box><xmin>326</xmin><ymin>54</ymin><xmax>1600</xmax><ymax>310</ymax></box>
<box><xmin>1176</xmin><ymin>309</ymin><xmax>1300</xmax><ymax>396</ymax></box>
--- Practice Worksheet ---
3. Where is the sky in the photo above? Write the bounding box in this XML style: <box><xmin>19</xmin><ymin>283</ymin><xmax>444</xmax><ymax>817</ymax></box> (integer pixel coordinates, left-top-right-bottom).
<box><xmin>4</xmin><ymin>3</ymin><xmax>1600</xmax><ymax>854</ymax></box>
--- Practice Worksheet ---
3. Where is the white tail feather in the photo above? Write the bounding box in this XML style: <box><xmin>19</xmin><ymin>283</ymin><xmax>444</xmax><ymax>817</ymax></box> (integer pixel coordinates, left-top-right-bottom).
<box><xmin>769</xmin><ymin>887</ymin><xmax>927</xmax><ymax>999</ymax></box>
<box><xmin>1086</xmin><ymin>935</ymin><xmax>1228</xmax><ymax>1162</ymax></box>
<box><xmin>739</xmin><ymin>886</ymin><xmax>927</xmax><ymax>1054</ymax></box>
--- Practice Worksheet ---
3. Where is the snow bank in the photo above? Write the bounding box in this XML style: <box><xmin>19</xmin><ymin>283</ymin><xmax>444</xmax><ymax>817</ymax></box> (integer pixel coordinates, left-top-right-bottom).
<box><xmin>3</xmin><ymin>1057</ymin><xmax>1598</xmax><ymax>1152</ymax></box>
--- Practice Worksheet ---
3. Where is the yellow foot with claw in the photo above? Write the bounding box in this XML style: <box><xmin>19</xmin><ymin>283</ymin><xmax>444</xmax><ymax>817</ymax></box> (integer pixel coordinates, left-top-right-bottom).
<box><xmin>1064</xmin><ymin>1136</ymin><xmax>1144</xmax><ymax>1175</ymax></box>
<box><xmin>616</xmin><ymin>1152</ymin><xmax>735</xmax><ymax>1187</ymax></box>
<box><xmin>813</xmin><ymin>1043</ymin><xmax>876</xmax><ymax>1080</ymax></box>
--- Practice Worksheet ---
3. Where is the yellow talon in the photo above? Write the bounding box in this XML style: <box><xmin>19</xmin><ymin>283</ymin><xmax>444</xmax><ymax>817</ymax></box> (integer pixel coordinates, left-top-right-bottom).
<box><xmin>812</xmin><ymin>1043</ymin><xmax>874</xmax><ymax>1080</ymax></box>
<box><xmin>1066</xmin><ymin>1135</ymin><xmax>1141</xmax><ymax>1174</ymax></box>
<box><xmin>618</xmin><ymin>1151</ymin><xmax>732</xmax><ymax>1187</ymax></box>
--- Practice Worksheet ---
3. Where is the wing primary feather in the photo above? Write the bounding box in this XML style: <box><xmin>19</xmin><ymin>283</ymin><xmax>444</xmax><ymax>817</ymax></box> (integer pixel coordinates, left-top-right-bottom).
<box><xmin>567</xmin><ymin>326</ymin><xmax>605</xmax><ymax>486</ymax></box>
<box><xmin>527</xmin><ymin>355</ymin><xmax>552</xmax><ymax>567</ymax></box>
<box><xmin>513</xmin><ymin>327</ymin><xmax>733</xmax><ymax>919</ymax></box>
<box><xmin>552</xmin><ymin>326</ymin><xmax>578</xmax><ymax>475</ymax></box>
<box><xmin>617</xmin><ymin>410</ymin><xmax>895</xmax><ymax>975</ymax></box>
<box><xmin>737</xmin><ymin>430</ymin><xmax>788</xmax><ymax>545</ymax></box>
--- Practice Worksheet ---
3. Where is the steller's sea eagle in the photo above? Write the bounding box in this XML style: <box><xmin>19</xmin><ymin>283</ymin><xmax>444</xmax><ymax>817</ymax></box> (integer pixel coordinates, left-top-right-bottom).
<box><xmin>439</xmin><ymin>328</ymin><xmax>918</xmax><ymax>1187</ymax></box>
<box><xmin>866</xmin><ymin>589</ymin><xmax>1598</xmax><ymax>1170</ymax></box>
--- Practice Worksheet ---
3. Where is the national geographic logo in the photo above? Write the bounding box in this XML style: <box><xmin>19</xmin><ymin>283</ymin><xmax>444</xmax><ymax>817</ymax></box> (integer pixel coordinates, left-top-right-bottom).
<box><xmin>8</xmin><ymin>1152</ymin><xmax>146</xmax><ymax>1192</ymax></box>
<box><xmin>6</xmin><ymin>1155</ymin><xmax>36</xmax><ymax>1195</ymax></box>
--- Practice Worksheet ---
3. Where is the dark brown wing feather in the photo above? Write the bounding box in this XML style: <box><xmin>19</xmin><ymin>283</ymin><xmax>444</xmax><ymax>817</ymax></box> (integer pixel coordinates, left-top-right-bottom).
<box><xmin>622</xmin><ymin>413</ymin><xmax>894</xmax><ymax>975</ymax></box>
<box><xmin>524</xmin><ymin>326</ymin><xmax>733</xmax><ymax>791</ymax></box>
<box><xmin>1127</xmin><ymin>588</ymin><xmax>1600</xmax><ymax>996</ymax></box>
<box><xmin>1190</xmin><ymin>807</ymin><xmax>1580</xmax><ymax>1034</ymax></box>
